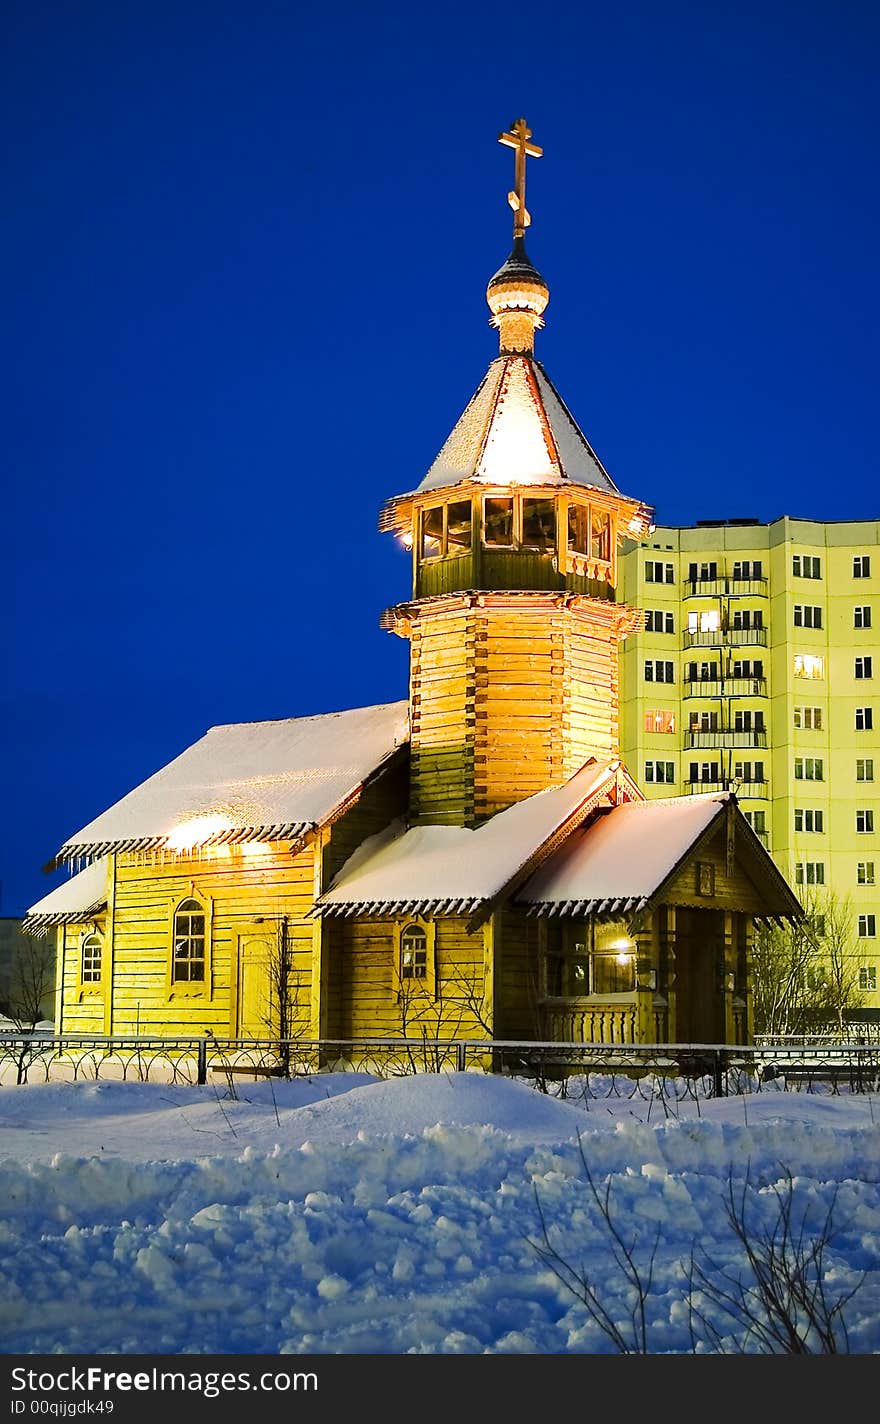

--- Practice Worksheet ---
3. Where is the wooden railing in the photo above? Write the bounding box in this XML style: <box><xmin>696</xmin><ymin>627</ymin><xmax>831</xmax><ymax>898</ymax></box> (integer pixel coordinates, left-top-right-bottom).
<box><xmin>540</xmin><ymin>998</ymin><xmax>638</xmax><ymax>1045</ymax></box>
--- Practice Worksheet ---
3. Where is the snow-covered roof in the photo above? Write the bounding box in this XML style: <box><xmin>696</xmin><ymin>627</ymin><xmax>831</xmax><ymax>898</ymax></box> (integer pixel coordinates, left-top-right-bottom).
<box><xmin>518</xmin><ymin>793</ymin><xmax>733</xmax><ymax>914</ymax></box>
<box><xmin>317</xmin><ymin>761</ymin><xmax>625</xmax><ymax>918</ymax></box>
<box><xmin>413</xmin><ymin>355</ymin><xmax>620</xmax><ymax>496</ymax></box>
<box><xmin>57</xmin><ymin>702</ymin><xmax>409</xmax><ymax>860</ymax></box>
<box><xmin>25</xmin><ymin>858</ymin><xmax>109</xmax><ymax>928</ymax></box>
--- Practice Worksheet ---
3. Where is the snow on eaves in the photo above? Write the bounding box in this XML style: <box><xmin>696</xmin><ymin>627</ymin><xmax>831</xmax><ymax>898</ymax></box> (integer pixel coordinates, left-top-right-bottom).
<box><xmin>25</xmin><ymin>858</ymin><xmax>109</xmax><ymax>927</ymax></box>
<box><xmin>317</xmin><ymin>761</ymin><xmax>620</xmax><ymax>916</ymax></box>
<box><xmin>518</xmin><ymin>793</ymin><xmax>732</xmax><ymax>913</ymax></box>
<box><xmin>58</xmin><ymin>701</ymin><xmax>409</xmax><ymax>859</ymax></box>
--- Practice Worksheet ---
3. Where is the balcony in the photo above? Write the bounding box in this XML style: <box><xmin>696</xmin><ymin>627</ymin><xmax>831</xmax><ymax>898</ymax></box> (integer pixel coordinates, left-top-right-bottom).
<box><xmin>684</xmin><ymin>730</ymin><xmax>767</xmax><ymax>749</ymax></box>
<box><xmin>685</xmin><ymin>780</ymin><xmax>727</xmax><ymax>795</ymax></box>
<box><xmin>683</xmin><ymin>627</ymin><xmax>767</xmax><ymax>650</ymax></box>
<box><xmin>682</xmin><ymin>677</ymin><xmax>767</xmax><ymax>699</ymax></box>
<box><xmin>683</xmin><ymin>576</ymin><xmax>768</xmax><ymax>598</ymax></box>
<box><xmin>734</xmin><ymin>781</ymin><xmax>769</xmax><ymax>799</ymax></box>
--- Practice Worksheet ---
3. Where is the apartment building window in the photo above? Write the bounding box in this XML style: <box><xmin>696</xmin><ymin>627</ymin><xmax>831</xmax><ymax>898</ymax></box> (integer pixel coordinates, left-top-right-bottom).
<box><xmin>688</xmin><ymin>561</ymin><xmax>717</xmax><ymax>582</ymax></box>
<box><xmin>645</xmin><ymin>660</ymin><xmax>675</xmax><ymax>683</ymax></box>
<box><xmin>857</xmin><ymin>863</ymin><xmax>875</xmax><ymax>886</ymax></box>
<box><xmin>686</xmin><ymin>661</ymin><xmax>718</xmax><ymax>682</ymax></box>
<box><xmin>856</xmin><ymin>810</ymin><xmax>875</xmax><ymax>833</ymax></box>
<box><xmin>734</xmin><ymin>710</ymin><xmax>765</xmax><ymax>732</ymax></box>
<box><xmin>644</xmin><ymin>709</ymin><xmax>676</xmax><ymax>734</ymax></box>
<box><xmin>793</xmin><ymin>555</ymin><xmax>821</xmax><ymax>579</ymax></box>
<box><xmin>859</xmin><ymin>966</ymin><xmax>877</xmax><ymax>991</ymax></box>
<box><xmin>733</xmin><ymin>659</ymin><xmax>764</xmax><ymax>679</ymax></box>
<box><xmin>855</xmin><ymin>707</ymin><xmax>873</xmax><ymax>730</ymax></box>
<box><xmin>857</xmin><ymin>759</ymin><xmax>874</xmax><ymax>782</ymax></box>
<box><xmin>646</xmin><ymin>561</ymin><xmax>674</xmax><ymax>584</ymax></box>
<box><xmin>855</xmin><ymin>657</ymin><xmax>873</xmax><ymax>679</ymax></box>
<box><xmin>855</xmin><ymin>606</ymin><xmax>872</xmax><ymax>629</ymax></box>
<box><xmin>795</xmin><ymin>862</ymin><xmax>825</xmax><ymax>886</ymax></box>
<box><xmin>734</xmin><ymin>761</ymin><xmax>764</xmax><ymax>783</ymax></box>
<box><xmin>689</xmin><ymin>762</ymin><xmax>720</xmax><ymax>784</ymax></box>
<box><xmin>793</xmin><ymin>605</ymin><xmax>823</xmax><ymax>629</ymax></box>
<box><xmin>690</xmin><ymin>711</ymin><xmax>718</xmax><ymax>732</ymax></box>
<box><xmin>687</xmin><ymin>609</ymin><xmax>720</xmax><ymax>634</ymax></box>
<box><xmin>794</xmin><ymin>706</ymin><xmax>823</xmax><ymax>730</ymax></box>
<box><xmin>854</xmin><ymin>556</ymin><xmax>871</xmax><ymax>578</ymax></box>
<box><xmin>794</xmin><ymin>757</ymin><xmax>823</xmax><ymax>781</ymax></box>
<box><xmin>858</xmin><ymin>916</ymin><xmax>876</xmax><ymax>940</ymax></box>
<box><xmin>732</xmin><ymin>609</ymin><xmax>763</xmax><ymax>630</ymax></box>
<box><xmin>794</xmin><ymin>809</ymin><xmax>824</xmax><ymax>833</ymax></box>
<box><xmin>744</xmin><ymin>810</ymin><xmax>766</xmax><ymax>835</ymax></box>
<box><xmin>645</xmin><ymin>761</ymin><xmax>675</xmax><ymax>784</ymax></box>
<box><xmin>733</xmin><ymin>560</ymin><xmax>762</xmax><ymax>579</ymax></box>
<box><xmin>645</xmin><ymin>609</ymin><xmax>675</xmax><ymax>633</ymax></box>
<box><xmin>794</xmin><ymin>654</ymin><xmax>824</xmax><ymax>679</ymax></box>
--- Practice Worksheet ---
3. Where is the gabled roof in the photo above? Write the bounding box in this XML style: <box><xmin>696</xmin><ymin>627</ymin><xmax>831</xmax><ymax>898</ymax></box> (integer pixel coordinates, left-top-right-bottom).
<box><xmin>25</xmin><ymin>858</ymin><xmax>109</xmax><ymax>929</ymax></box>
<box><xmin>316</xmin><ymin>760</ymin><xmax>632</xmax><ymax>920</ymax></box>
<box><xmin>56</xmin><ymin>701</ymin><xmax>410</xmax><ymax>860</ymax></box>
<box><xmin>518</xmin><ymin>792</ymin><xmax>801</xmax><ymax>920</ymax></box>
<box><xmin>413</xmin><ymin>355</ymin><xmax>620</xmax><ymax>496</ymax></box>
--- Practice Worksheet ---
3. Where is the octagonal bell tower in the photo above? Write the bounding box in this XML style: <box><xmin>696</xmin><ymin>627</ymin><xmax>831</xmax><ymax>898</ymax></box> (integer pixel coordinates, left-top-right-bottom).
<box><xmin>380</xmin><ymin>120</ymin><xmax>654</xmax><ymax>825</ymax></box>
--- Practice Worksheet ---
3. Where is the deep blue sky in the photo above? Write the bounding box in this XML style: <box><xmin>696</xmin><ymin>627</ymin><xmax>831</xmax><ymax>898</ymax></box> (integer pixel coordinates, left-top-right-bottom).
<box><xmin>3</xmin><ymin>1</ymin><xmax>877</xmax><ymax>914</ymax></box>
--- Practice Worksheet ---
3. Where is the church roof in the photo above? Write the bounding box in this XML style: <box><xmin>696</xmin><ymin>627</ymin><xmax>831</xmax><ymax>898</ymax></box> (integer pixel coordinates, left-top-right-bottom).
<box><xmin>54</xmin><ymin>701</ymin><xmax>409</xmax><ymax>861</ymax></box>
<box><xmin>412</xmin><ymin>354</ymin><xmax>620</xmax><ymax>496</ymax></box>
<box><xmin>518</xmin><ymin>792</ymin><xmax>801</xmax><ymax>919</ymax></box>
<box><xmin>317</xmin><ymin>760</ymin><xmax>629</xmax><ymax>919</ymax></box>
<box><xmin>25</xmin><ymin>857</ymin><xmax>109</xmax><ymax>928</ymax></box>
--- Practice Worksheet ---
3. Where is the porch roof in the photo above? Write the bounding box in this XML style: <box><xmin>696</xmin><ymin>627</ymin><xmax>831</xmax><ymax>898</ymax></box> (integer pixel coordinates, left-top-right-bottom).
<box><xmin>24</xmin><ymin>857</ymin><xmax>109</xmax><ymax>930</ymax></box>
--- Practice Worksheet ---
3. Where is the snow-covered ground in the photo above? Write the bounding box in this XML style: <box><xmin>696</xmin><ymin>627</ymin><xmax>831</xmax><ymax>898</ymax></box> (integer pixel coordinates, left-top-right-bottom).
<box><xmin>0</xmin><ymin>1073</ymin><xmax>877</xmax><ymax>1354</ymax></box>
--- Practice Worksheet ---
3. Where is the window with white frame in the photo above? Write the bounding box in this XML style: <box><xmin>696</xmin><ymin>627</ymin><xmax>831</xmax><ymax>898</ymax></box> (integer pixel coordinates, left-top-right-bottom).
<box><xmin>793</xmin><ymin>604</ymin><xmax>823</xmax><ymax>629</ymax></box>
<box><xmin>853</xmin><ymin>556</ymin><xmax>871</xmax><ymax>579</ymax></box>
<box><xmin>858</xmin><ymin>915</ymin><xmax>876</xmax><ymax>939</ymax></box>
<box><xmin>645</xmin><ymin>609</ymin><xmax>675</xmax><ymax>633</ymax></box>
<box><xmin>734</xmin><ymin>760</ymin><xmax>764</xmax><ymax>783</ymax></box>
<box><xmin>689</xmin><ymin>761</ymin><xmax>720</xmax><ymax>783</ymax></box>
<box><xmin>794</xmin><ymin>654</ymin><xmax>824</xmax><ymax>679</ymax></box>
<box><xmin>856</xmin><ymin>810</ymin><xmax>875</xmax><ymax>834</ymax></box>
<box><xmin>733</xmin><ymin>560</ymin><xmax>763</xmax><ymax>579</ymax></box>
<box><xmin>794</xmin><ymin>809</ymin><xmax>824</xmax><ymax>833</ymax></box>
<box><xmin>399</xmin><ymin>924</ymin><xmax>428</xmax><ymax>979</ymax></box>
<box><xmin>855</xmin><ymin>706</ymin><xmax>873</xmax><ymax>730</ymax></box>
<box><xmin>687</xmin><ymin>561</ymin><xmax>717</xmax><ymax>583</ymax></box>
<box><xmin>856</xmin><ymin>657</ymin><xmax>873</xmax><ymax>679</ymax></box>
<box><xmin>795</xmin><ymin>862</ymin><xmax>825</xmax><ymax>886</ymax></box>
<box><xmin>794</xmin><ymin>706</ymin><xmax>823</xmax><ymax>730</ymax></box>
<box><xmin>645</xmin><ymin>760</ymin><xmax>675</xmax><ymax>783</ymax></box>
<box><xmin>732</xmin><ymin>608</ymin><xmax>763</xmax><ymax>630</ymax></box>
<box><xmin>644</xmin><ymin>660</ymin><xmax>674</xmax><ymax>683</ymax></box>
<box><xmin>172</xmin><ymin>898</ymin><xmax>206</xmax><ymax>983</ymax></box>
<box><xmin>687</xmin><ymin>609</ymin><xmax>720</xmax><ymax>634</ymax></box>
<box><xmin>859</xmin><ymin>966</ymin><xmax>877</xmax><ymax>991</ymax></box>
<box><xmin>733</xmin><ymin>709</ymin><xmax>764</xmax><ymax>732</ymax></box>
<box><xmin>857</xmin><ymin>759</ymin><xmax>874</xmax><ymax>782</ymax></box>
<box><xmin>81</xmin><ymin>933</ymin><xmax>102</xmax><ymax>984</ymax></box>
<box><xmin>645</xmin><ymin>561</ymin><xmax>674</xmax><ymax>584</ymax></box>
<box><xmin>794</xmin><ymin>757</ymin><xmax>823</xmax><ymax>781</ymax></box>
<box><xmin>744</xmin><ymin>810</ymin><xmax>766</xmax><ymax>835</ymax></box>
<box><xmin>732</xmin><ymin>659</ymin><xmax>764</xmax><ymax>679</ymax></box>
<box><xmin>855</xmin><ymin>606</ymin><xmax>872</xmax><ymax>629</ymax></box>
<box><xmin>857</xmin><ymin>862</ymin><xmax>875</xmax><ymax>885</ymax></box>
<box><xmin>644</xmin><ymin>709</ymin><xmax>676</xmax><ymax>734</ymax></box>
<box><xmin>686</xmin><ymin>660</ymin><xmax>719</xmax><ymax>682</ymax></box>
<box><xmin>793</xmin><ymin>555</ymin><xmax>821</xmax><ymax>579</ymax></box>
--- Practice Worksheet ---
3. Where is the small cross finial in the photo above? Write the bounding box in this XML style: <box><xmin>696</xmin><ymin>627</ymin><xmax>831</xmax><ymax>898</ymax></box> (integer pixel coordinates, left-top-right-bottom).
<box><xmin>498</xmin><ymin>118</ymin><xmax>543</xmax><ymax>240</ymax></box>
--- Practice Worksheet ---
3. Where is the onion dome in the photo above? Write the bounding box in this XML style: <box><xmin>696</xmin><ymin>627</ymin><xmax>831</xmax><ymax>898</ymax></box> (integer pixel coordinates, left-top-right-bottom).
<box><xmin>486</xmin><ymin>236</ymin><xmax>549</xmax><ymax>354</ymax></box>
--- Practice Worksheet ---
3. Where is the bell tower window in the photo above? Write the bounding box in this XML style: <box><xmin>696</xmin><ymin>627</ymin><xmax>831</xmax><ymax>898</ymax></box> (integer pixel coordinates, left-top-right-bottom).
<box><xmin>521</xmin><ymin>497</ymin><xmax>556</xmax><ymax>550</ymax></box>
<box><xmin>483</xmin><ymin>496</ymin><xmax>515</xmax><ymax>547</ymax></box>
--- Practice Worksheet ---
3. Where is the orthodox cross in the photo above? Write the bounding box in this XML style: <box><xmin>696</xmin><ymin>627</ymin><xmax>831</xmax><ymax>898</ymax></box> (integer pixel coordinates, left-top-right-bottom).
<box><xmin>498</xmin><ymin>118</ymin><xmax>543</xmax><ymax>240</ymax></box>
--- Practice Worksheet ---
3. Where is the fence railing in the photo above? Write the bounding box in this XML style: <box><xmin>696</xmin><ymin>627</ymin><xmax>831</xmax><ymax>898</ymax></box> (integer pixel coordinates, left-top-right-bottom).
<box><xmin>1</xmin><ymin>1033</ymin><xmax>878</xmax><ymax>1098</ymax></box>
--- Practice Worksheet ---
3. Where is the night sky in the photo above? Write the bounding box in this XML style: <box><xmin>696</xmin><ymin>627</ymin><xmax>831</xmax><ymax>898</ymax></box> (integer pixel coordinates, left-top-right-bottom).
<box><xmin>3</xmin><ymin>1</ymin><xmax>877</xmax><ymax>915</ymax></box>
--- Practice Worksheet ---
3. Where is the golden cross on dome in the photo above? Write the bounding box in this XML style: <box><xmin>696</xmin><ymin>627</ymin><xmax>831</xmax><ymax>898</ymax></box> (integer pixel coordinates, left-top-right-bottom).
<box><xmin>498</xmin><ymin>118</ymin><xmax>543</xmax><ymax>240</ymax></box>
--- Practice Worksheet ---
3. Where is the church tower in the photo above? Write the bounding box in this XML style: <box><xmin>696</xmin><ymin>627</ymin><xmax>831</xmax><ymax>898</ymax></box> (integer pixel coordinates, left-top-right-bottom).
<box><xmin>381</xmin><ymin>120</ymin><xmax>653</xmax><ymax>825</ymax></box>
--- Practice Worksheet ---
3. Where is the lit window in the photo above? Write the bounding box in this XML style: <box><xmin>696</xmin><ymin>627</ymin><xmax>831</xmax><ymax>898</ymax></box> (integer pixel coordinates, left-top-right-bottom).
<box><xmin>854</xmin><ymin>556</ymin><xmax>871</xmax><ymax>579</ymax></box>
<box><xmin>545</xmin><ymin>921</ymin><xmax>636</xmax><ymax>998</ymax></box>
<box><xmin>858</xmin><ymin>916</ymin><xmax>876</xmax><ymax>940</ymax></box>
<box><xmin>567</xmin><ymin>504</ymin><xmax>589</xmax><ymax>555</ymax></box>
<box><xmin>794</xmin><ymin>654</ymin><xmax>824</xmax><ymax>679</ymax></box>
<box><xmin>521</xmin><ymin>497</ymin><xmax>556</xmax><ymax>551</ymax></box>
<box><xmin>854</xmin><ymin>606</ymin><xmax>872</xmax><ymax>629</ymax></box>
<box><xmin>172</xmin><ymin>899</ymin><xmax>206</xmax><ymax>983</ymax></box>
<box><xmin>420</xmin><ymin>506</ymin><xmax>444</xmax><ymax>560</ymax></box>
<box><xmin>855</xmin><ymin>657</ymin><xmax>873</xmax><ymax>679</ymax></box>
<box><xmin>687</xmin><ymin>610</ymin><xmax>720</xmax><ymax>634</ymax></box>
<box><xmin>856</xmin><ymin>810</ymin><xmax>875</xmax><ymax>834</ymax></box>
<box><xmin>644</xmin><ymin>709</ymin><xmax>676</xmax><ymax>734</ymax></box>
<box><xmin>859</xmin><ymin>966</ymin><xmax>877</xmax><ymax>991</ymax></box>
<box><xmin>591</xmin><ymin>509</ymin><xmax>611</xmax><ymax>561</ymax></box>
<box><xmin>400</xmin><ymin>924</ymin><xmax>428</xmax><ymax>979</ymax></box>
<box><xmin>446</xmin><ymin>501</ymin><xmax>472</xmax><ymax>552</ymax></box>
<box><xmin>483</xmin><ymin>497</ymin><xmax>514</xmax><ymax>547</ymax></box>
<box><xmin>81</xmin><ymin>933</ymin><xmax>102</xmax><ymax>983</ymax></box>
<box><xmin>857</xmin><ymin>862</ymin><xmax>875</xmax><ymax>886</ymax></box>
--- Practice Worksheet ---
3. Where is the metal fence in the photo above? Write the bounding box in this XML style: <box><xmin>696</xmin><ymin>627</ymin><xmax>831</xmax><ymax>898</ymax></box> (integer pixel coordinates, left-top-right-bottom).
<box><xmin>1</xmin><ymin>1033</ymin><xmax>878</xmax><ymax>1099</ymax></box>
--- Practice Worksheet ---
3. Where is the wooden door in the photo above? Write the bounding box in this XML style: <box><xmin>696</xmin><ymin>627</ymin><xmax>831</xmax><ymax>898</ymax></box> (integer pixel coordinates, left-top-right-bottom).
<box><xmin>673</xmin><ymin>908</ymin><xmax>724</xmax><ymax>1043</ymax></box>
<box><xmin>235</xmin><ymin>932</ymin><xmax>275</xmax><ymax>1039</ymax></box>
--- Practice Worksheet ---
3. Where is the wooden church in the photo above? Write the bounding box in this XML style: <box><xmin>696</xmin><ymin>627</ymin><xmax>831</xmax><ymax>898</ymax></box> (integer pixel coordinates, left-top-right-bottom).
<box><xmin>26</xmin><ymin>121</ymin><xmax>799</xmax><ymax>1049</ymax></box>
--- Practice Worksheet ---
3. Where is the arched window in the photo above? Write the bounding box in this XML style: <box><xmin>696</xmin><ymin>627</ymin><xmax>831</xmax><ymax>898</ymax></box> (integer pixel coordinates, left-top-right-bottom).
<box><xmin>81</xmin><ymin>933</ymin><xmax>102</xmax><ymax>983</ymax></box>
<box><xmin>172</xmin><ymin>898</ymin><xmax>206</xmax><ymax>983</ymax></box>
<box><xmin>400</xmin><ymin>924</ymin><xmax>427</xmax><ymax>980</ymax></box>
